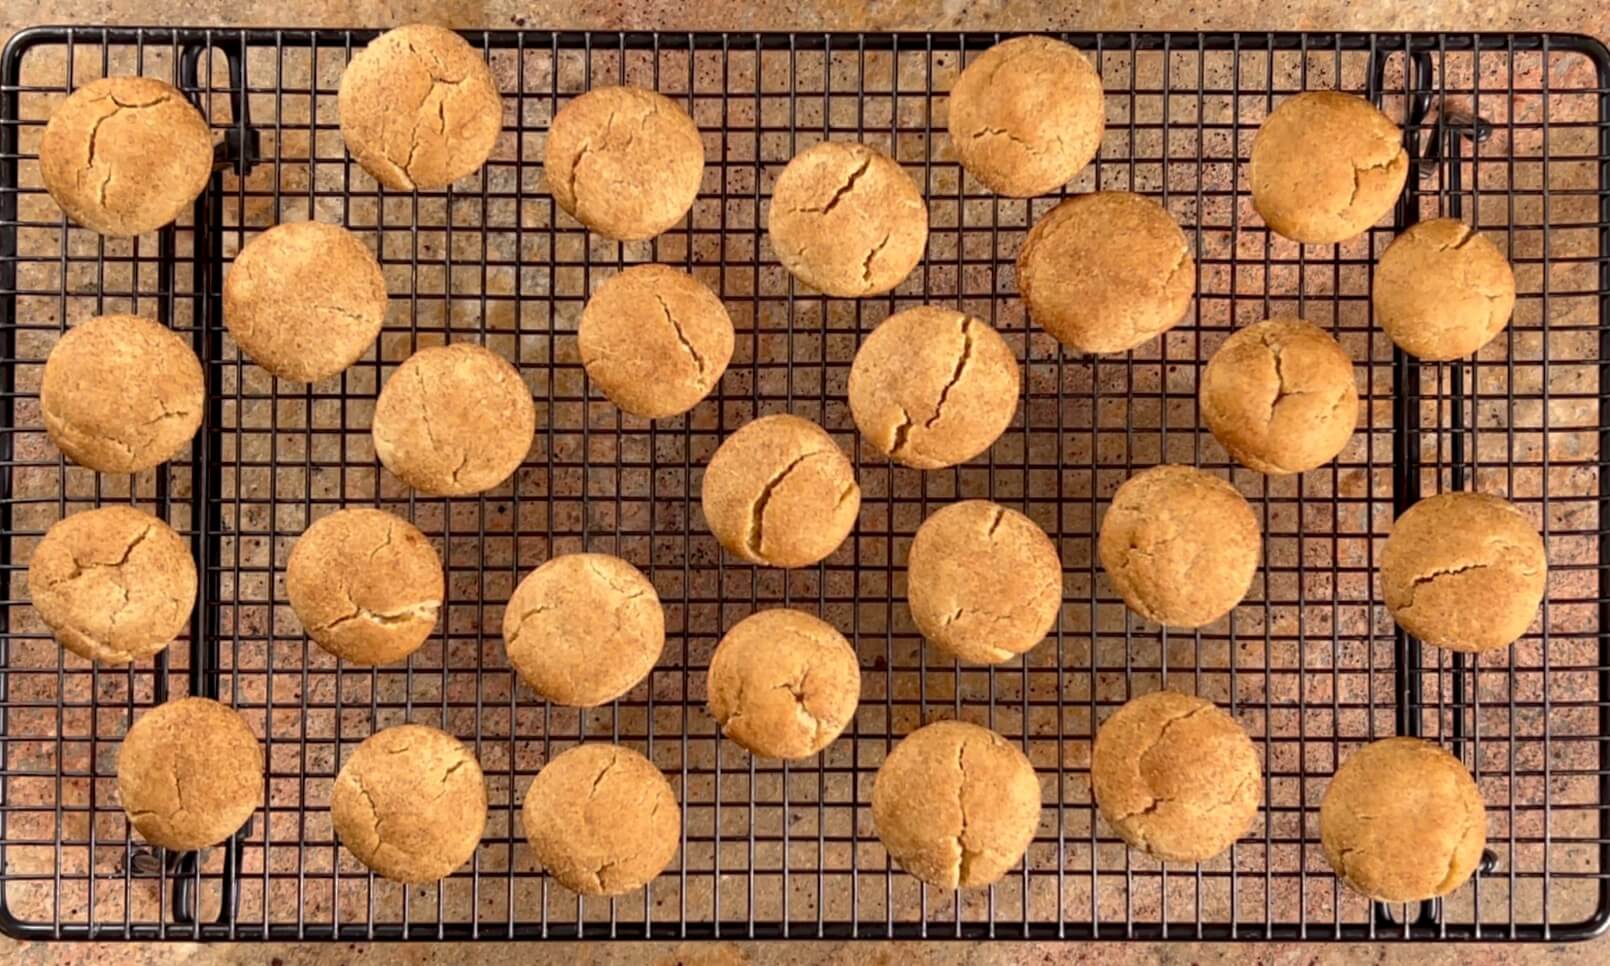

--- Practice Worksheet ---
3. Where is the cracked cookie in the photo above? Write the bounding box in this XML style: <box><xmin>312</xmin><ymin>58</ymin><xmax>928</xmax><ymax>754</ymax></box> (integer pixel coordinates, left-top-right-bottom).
<box><xmin>521</xmin><ymin>743</ymin><xmax>680</xmax><ymax>896</ymax></box>
<box><xmin>502</xmin><ymin>553</ymin><xmax>664</xmax><ymax>707</ymax></box>
<box><xmin>287</xmin><ymin>508</ymin><xmax>443</xmax><ymax>666</ymax></box>
<box><xmin>707</xmin><ymin>609</ymin><xmax>861</xmax><ymax>759</ymax></box>
<box><xmin>1098</xmin><ymin>465</ymin><xmax>1260</xmax><ymax>628</ymax></box>
<box><xmin>28</xmin><ymin>505</ymin><xmax>197</xmax><ymax>665</ymax></box>
<box><xmin>1017</xmin><ymin>191</ymin><xmax>1195</xmax><ymax>355</ymax></box>
<box><xmin>117</xmin><ymin>697</ymin><xmax>263</xmax><ymax>851</ymax></box>
<box><xmin>1373</xmin><ymin>218</ymin><xmax>1517</xmax><ymax>360</ymax></box>
<box><xmin>847</xmin><ymin>306</ymin><xmax>1020</xmax><ymax>469</ymax></box>
<box><xmin>1320</xmin><ymin>736</ymin><xmax>1486</xmax><ymax>902</ymax></box>
<box><xmin>578</xmin><ymin>264</ymin><xmax>734</xmax><ymax>419</ymax></box>
<box><xmin>700</xmin><ymin>414</ymin><xmax>861</xmax><ymax>568</ymax></box>
<box><xmin>1200</xmin><ymin>318</ymin><xmax>1360</xmax><ymax>475</ymax></box>
<box><xmin>1381</xmin><ymin>491</ymin><xmax>1546</xmax><ymax>653</ymax></box>
<box><xmin>371</xmin><ymin>343</ymin><xmax>536</xmax><ymax>496</ymax></box>
<box><xmin>947</xmin><ymin>35</ymin><xmax>1105</xmax><ymax>198</ymax></box>
<box><xmin>871</xmin><ymin>720</ymin><xmax>1041</xmax><ymax>889</ymax></box>
<box><xmin>1091</xmin><ymin>690</ymin><xmax>1261</xmax><ymax>862</ymax></box>
<box><xmin>767</xmin><ymin>141</ymin><xmax>927</xmax><ymax>297</ymax></box>
<box><xmin>544</xmin><ymin>85</ymin><xmax>705</xmax><ymax>241</ymax></box>
<box><xmin>907</xmin><ymin>500</ymin><xmax>1062</xmax><ymax>665</ymax></box>
<box><xmin>223</xmin><ymin>221</ymin><xmax>388</xmax><ymax>382</ymax></box>
<box><xmin>331</xmin><ymin>723</ymin><xmax>487</xmax><ymax>883</ymax></box>
<box><xmin>338</xmin><ymin>24</ymin><xmax>503</xmax><ymax>190</ymax></box>
<box><xmin>40</xmin><ymin>76</ymin><xmax>212</xmax><ymax>237</ymax></box>
<box><xmin>1250</xmin><ymin>91</ymin><xmax>1409</xmax><ymax>244</ymax></box>
<box><xmin>42</xmin><ymin>314</ymin><xmax>204</xmax><ymax>474</ymax></box>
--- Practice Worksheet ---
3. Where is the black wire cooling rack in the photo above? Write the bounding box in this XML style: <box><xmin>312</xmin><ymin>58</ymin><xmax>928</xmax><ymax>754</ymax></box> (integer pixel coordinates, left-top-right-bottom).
<box><xmin>0</xmin><ymin>26</ymin><xmax>1606</xmax><ymax>944</ymax></box>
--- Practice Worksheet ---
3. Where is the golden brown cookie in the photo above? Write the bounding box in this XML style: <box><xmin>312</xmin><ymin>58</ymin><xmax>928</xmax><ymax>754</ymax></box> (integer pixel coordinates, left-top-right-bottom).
<box><xmin>521</xmin><ymin>743</ymin><xmax>680</xmax><ymax>896</ymax></box>
<box><xmin>906</xmin><ymin>500</ymin><xmax>1062</xmax><ymax>664</ymax></box>
<box><xmin>371</xmin><ymin>343</ymin><xmax>536</xmax><ymax>496</ymax></box>
<box><xmin>947</xmin><ymin>35</ymin><xmax>1105</xmax><ymax>197</ymax></box>
<box><xmin>1249</xmin><ymin>91</ymin><xmax>1408</xmax><ymax>244</ymax></box>
<box><xmin>768</xmin><ymin>141</ymin><xmax>928</xmax><ymax>297</ymax></box>
<box><xmin>39</xmin><ymin>76</ymin><xmax>213</xmax><ymax>236</ymax></box>
<box><xmin>503</xmin><ymin>553</ymin><xmax>664</xmax><ymax>707</ymax></box>
<box><xmin>1320</xmin><ymin>737</ymin><xmax>1486</xmax><ymax>902</ymax></box>
<box><xmin>28</xmin><ymin>506</ymin><xmax>197</xmax><ymax>665</ymax></box>
<box><xmin>1199</xmin><ymin>318</ymin><xmax>1359</xmax><ymax>475</ymax></box>
<box><xmin>707</xmin><ymin>609</ymin><xmax>861</xmax><ymax>759</ymax></box>
<box><xmin>287</xmin><ymin>508</ymin><xmax>442</xmax><ymax>666</ymax></box>
<box><xmin>117</xmin><ymin>697</ymin><xmax>263</xmax><ymax>851</ymax></box>
<box><xmin>700</xmin><ymin>414</ymin><xmax>861</xmax><ymax>568</ymax></box>
<box><xmin>1373</xmin><ymin>218</ymin><xmax>1518</xmax><ymax>360</ymax></box>
<box><xmin>1017</xmin><ymin>191</ymin><xmax>1195</xmax><ymax>355</ymax></box>
<box><xmin>330</xmin><ymin>724</ymin><xmax>487</xmax><ymax>883</ymax></box>
<box><xmin>223</xmin><ymin>221</ymin><xmax>388</xmax><ymax>382</ymax></box>
<box><xmin>338</xmin><ymin>24</ymin><xmax>503</xmax><ymax>190</ymax></box>
<box><xmin>847</xmin><ymin>306</ymin><xmax>1020</xmax><ymax>469</ymax></box>
<box><xmin>1381</xmin><ymin>491</ymin><xmax>1546</xmax><ymax>653</ymax></box>
<box><xmin>1091</xmin><ymin>690</ymin><xmax>1261</xmax><ymax>863</ymax></box>
<box><xmin>544</xmin><ymin>86</ymin><xmax>705</xmax><ymax>241</ymax></box>
<box><xmin>1098</xmin><ymin>465</ymin><xmax>1260</xmax><ymax>628</ymax></box>
<box><xmin>578</xmin><ymin>264</ymin><xmax>734</xmax><ymax>419</ymax></box>
<box><xmin>41</xmin><ymin>314</ymin><xmax>204</xmax><ymax>474</ymax></box>
<box><xmin>871</xmin><ymin>720</ymin><xmax>1041</xmax><ymax>889</ymax></box>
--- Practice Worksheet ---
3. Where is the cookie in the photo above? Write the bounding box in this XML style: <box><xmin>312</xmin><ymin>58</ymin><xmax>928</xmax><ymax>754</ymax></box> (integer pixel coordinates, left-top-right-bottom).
<box><xmin>117</xmin><ymin>697</ymin><xmax>263</xmax><ymax>851</ymax></box>
<box><xmin>1373</xmin><ymin>218</ymin><xmax>1518</xmax><ymax>360</ymax></box>
<box><xmin>707</xmin><ymin>608</ymin><xmax>861</xmax><ymax>759</ymax></box>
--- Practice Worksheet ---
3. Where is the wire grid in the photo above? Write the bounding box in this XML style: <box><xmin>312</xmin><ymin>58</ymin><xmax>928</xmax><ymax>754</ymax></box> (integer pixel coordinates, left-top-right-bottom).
<box><xmin>0</xmin><ymin>28</ymin><xmax>1606</xmax><ymax>943</ymax></box>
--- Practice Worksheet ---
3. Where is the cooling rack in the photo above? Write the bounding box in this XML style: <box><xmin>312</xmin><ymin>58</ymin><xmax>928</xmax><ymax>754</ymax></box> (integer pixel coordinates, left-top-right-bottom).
<box><xmin>0</xmin><ymin>27</ymin><xmax>1607</xmax><ymax>943</ymax></box>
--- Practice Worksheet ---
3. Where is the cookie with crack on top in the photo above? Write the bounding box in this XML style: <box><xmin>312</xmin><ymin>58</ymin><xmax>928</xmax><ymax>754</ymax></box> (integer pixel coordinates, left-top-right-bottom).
<box><xmin>1373</xmin><ymin>218</ymin><xmax>1517</xmax><ymax>360</ymax></box>
<box><xmin>871</xmin><ymin>720</ymin><xmax>1041</xmax><ymax>889</ymax></box>
<box><xmin>1091</xmin><ymin>690</ymin><xmax>1261</xmax><ymax>862</ymax></box>
<box><xmin>1249</xmin><ymin>91</ymin><xmax>1409</xmax><ymax>244</ymax></box>
<box><xmin>117</xmin><ymin>697</ymin><xmax>263</xmax><ymax>851</ymax></box>
<box><xmin>288</xmin><ymin>508</ymin><xmax>443</xmax><ymax>666</ymax></box>
<box><xmin>544</xmin><ymin>86</ymin><xmax>705</xmax><ymax>241</ymax></box>
<box><xmin>331</xmin><ymin>724</ymin><xmax>487</xmax><ymax>883</ymax></box>
<box><xmin>40</xmin><ymin>76</ymin><xmax>212</xmax><ymax>236</ymax></box>
<box><xmin>707</xmin><ymin>609</ymin><xmax>861</xmax><ymax>759</ymax></box>
<box><xmin>28</xmin><ymin>505</ymin><xmax>197</xmax><ymax>665</ymax></box>
<box><xmin>1381</xmin><ymin>491</ymin><xmax>1546</xmax><ymax>653</ymax></box>
<box><xmin>42</xmin><ymin>314</ymin><xmax>204</xmax><ymax>474</ymax></box>
<box><xmin>338</xmin><ymin>24</ymin><xmax>503</xmax><ymax>190</ymax></box>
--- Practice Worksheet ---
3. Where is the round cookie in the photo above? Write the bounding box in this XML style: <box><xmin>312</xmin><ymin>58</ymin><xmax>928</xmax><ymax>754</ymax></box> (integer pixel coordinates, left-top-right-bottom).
<box><xmin>578</xmin><ymin>264</ymin><xmax>734</xmax><ymax>419</ymax></box>
<box><xmin>1320</xmin><ymin>736</ymin><xmax>1486</xmax><ymax>902</ymax></box>
<box><xmin>503</xmin><ymin>553</ymin><xmax>664</xmax><ymax>707</ymax></box>
<box><xmin>1098</xmin><ymin>465</ymin><xmax>1261</xmax><ymax>628</ymax></box>
<box><xmin>544</xmin><ymin>86</ymin><xmax>705</xmax><ymax>241</ymax></box>
<box><xmin>28</xmin><ymin>506</ymin><xmax>197</xmax><ymax>664</ymax></box>
<box><xmin>338</xmin><ymin>24</ymin><xmax>502</xmax><ymax>190</ymax></box>
<box><xmin>700</xmin><ymin>414</ymin><xmax>861</xmax><ymax>568</ymax></box>
<box><xmin>1199</xmin><ymin>318</ymin><xmax>1359</xmax><ymax>475</ymax></box>
<box><xmin>287</xmin><ymin>508</ymin><xmax>443</xmax><ymax>666</ymax></box>
<box><xmin>117</xmin><ymin>697</ymin><xmax>263</xmax><ymax>850</ymax></box>
<box><xmin>41</xmin><ymin>314</ymin><xmax>204</xmax><ymax>474</ymax></box>
<box><xmin>1091</xmin><ymin>690</ymin><xmax>1261</xmax><ymax>862</ymax></box>
<box><xmin>847</xmin><ymin>306</ymin><xmax>1021</xmax><ymax>469</ymax></box>
<box><xmin>706</xmin><ymin>609</ymin><xmax>861</xmax><ymax>759</ymax></box>
<box><xmin>1381</xmin><ymin>491</ymin><xmax>1546</xmax><ymax>653</ymax></box>
<box><xmin>871</xmin><ymin>720</ymin><xmax>1041</xmax><ymax>889</ymax></box>
<box><xmin>1373</xmin><ymin>218</ymin><xmax>1517</xmax><ymax>360</ymax></box>
<box><xmin>906</xmin><ymin>500</ymin><xmax>1062</xmax><ymax>665</ymax></box>
<box><xmin>768</xmin><ymin>141</ymin><xmax>928</xmax><ymax>297</ymax></box>
<box><xmin>947</xmin><ymin>35</ymin><xmax>1105</xmax><ymax>197</ymax></box>
<box><xmin>40</xmin><ymin>76</ymin><xmax>212</xmax><ymax>236</ymax></box>
<box><xmin>223</xmin><ymin>221</ymin><xmax>388</xmax><ymax>382</ymax></box>
<box><xmin>1249</xmin><ymin>91</ymin><xmax>1409</xmax><ymax>244</ymax></box>
<box><xmin>371</xmin><ymin>343</ymin><xmax>536</xmax><ymax>496</ymax></box>
<box><xmin>1017</xmin><ymin>191</ymin><xmax>1195</xmax><ymax>355</ymax></box>
<box><xmin>331</xmin><ymin>723</ymin><xmax>487</xmax><ymax>883</ymax></box>
<box><xmin>522</xmin><ymin>743</ymin><xmax>680</xmax><ymax>896</ymax></box>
